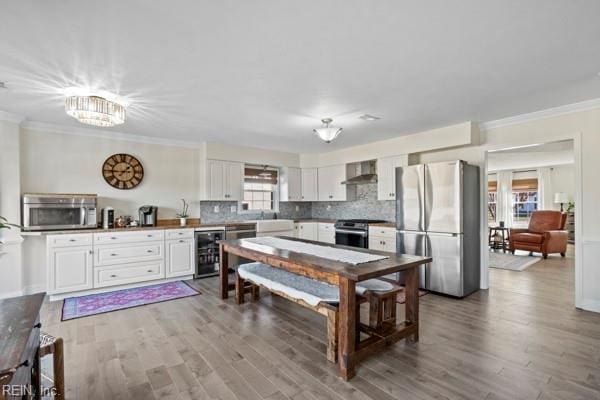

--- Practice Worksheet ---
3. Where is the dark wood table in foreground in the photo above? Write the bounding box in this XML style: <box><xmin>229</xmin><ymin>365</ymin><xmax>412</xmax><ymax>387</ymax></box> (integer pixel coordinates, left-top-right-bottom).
<box><xmin>219</xmin><ymin>237</ymin><xmax>431</xmax><ymax>380</ymax></box>
<box><xmin>0</xmin><ymin>293</ymin><xmax>45</xmax><ymax>400</ymax></box>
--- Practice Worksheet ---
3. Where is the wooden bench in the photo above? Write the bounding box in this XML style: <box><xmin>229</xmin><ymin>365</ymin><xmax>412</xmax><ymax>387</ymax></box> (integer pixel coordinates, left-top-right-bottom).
<box><xmin>235</xmin><ymin>262</ymin><xmax>398</xmax><ymax>362</ymax></box>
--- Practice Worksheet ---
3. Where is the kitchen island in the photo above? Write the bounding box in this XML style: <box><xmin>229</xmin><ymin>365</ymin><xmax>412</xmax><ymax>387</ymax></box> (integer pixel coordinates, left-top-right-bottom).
<box><xmin>219</xmin><ymin>236</ymin><xmax>431</xmax><ymax>380</ymax></box>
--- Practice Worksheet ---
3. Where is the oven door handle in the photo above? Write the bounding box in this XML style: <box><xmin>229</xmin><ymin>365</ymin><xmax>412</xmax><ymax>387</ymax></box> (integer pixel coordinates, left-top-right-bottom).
<box><xmin>335</xmin><ymin>229</ymin><xmax>368</xmax><ymax>237</ymax></box>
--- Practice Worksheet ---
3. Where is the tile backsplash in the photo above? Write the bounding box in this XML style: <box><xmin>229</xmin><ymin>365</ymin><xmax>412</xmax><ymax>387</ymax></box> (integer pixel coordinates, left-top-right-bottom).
<box><xmin>200</xmin><ymin>201</ymin><xmax>312</xmax><ymax>223</ymax></box>
<box><xmin>311</xmin><ymin>183</ymin><xmax>395</xmax><ymax>221</ymax></box>
<box><xmin>200</xmin><ymin>183</ymin><xmax>394</xmax><ymax>223</ymax></box>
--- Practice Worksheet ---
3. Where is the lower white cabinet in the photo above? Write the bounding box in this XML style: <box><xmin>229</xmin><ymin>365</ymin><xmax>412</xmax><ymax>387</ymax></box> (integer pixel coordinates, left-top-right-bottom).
<box><xmin>95</xmin><ymin>260</ymin><xmax>165</xmax><ymax>288</ymax></box>
<box><xmin>298</xmin><ymin>222</ymin><xmax>318</xmax><ymax>241</ymax></box>
<box><xmin>48</xmin><ymin>245</ymin><xmax>93</xmax><ymax>294</ymax></box>
<box><xmin>368</xmin><ymin>226</ymin><xmax>396</xmax><ymax>252</ymax></box>
<box><xmin>47</xmin><ymin>228</ymin><xmax>195</xmax><ymax>297</ymax></box>
<box><xmin>166</xmin><ymin>238</ymin><xmax>195</xmax><ymax>277</ymax></box>
<box><xmin>95</xmin><ymin>242</ymin><xmax>164</xmax><ymax>266</ymax></box>
<box><xmin>317</xmin><ymin>223</ymin><xmax>335</xmax><ymax>244</ymax></box>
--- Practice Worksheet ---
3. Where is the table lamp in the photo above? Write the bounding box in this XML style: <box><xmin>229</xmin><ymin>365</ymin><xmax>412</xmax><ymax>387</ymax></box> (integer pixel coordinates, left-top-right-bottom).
<box><xmin>554</xmin><ymin>192</ymin><xmax>569</xmax><ymax>212</ymax></box>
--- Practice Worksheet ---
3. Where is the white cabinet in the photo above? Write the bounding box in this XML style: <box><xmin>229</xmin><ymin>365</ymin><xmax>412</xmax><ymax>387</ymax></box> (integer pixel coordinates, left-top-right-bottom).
<box><xmin>377</xmin><ymin>155</ymin><xmax>408</xmax><ymax>200</ymax></box>
<box><xmin>47</xmin><ymin>228</ymin><xmax>196</xmax><ymax>299</ymax></box>
<box><xmin>318</xmin><ymin>165</ymin><xmax>346</xmax><ymax>201</ymax></box>
<box><xmin>207</xmin><ymin>160</ymin><xmax>243</xmax><ymax>201</ymax></box>
<box><xmin>166</xmin><ymin>237</ymin><xmax>195</xmax><ymax>277</ymax></box>
<box><xmin>280</xmin><ymin>167</ymin><xmax>303</xmax><ymax>202</ymax></box>
<box><xmin>95</xmin><ymin>242</ymin><xmax>164</xmax><ymax>266</ymax></box>
<box><xmin>301</xmin><ymin>168</ymin><xmax>318</xmax><ymax>201</ymax></box>
<box><xmin>48</xmin><ymin>245</ymin><xmax>93</xmax><ymax>294</ymax></box>
<box><xmin>95</xmin><ymin>261</ymin><xmax>165</xmax><ymax>288</ymax></box>
<box><xmin>293</xmin><ymin>222</ymin><xmax>300</xmax><ymax>237</ymax></box>
<box><xmin>94</xmin><ymin>229</ymin><xmax>164</xmax><ymax>244</ymax></box>
<box><xmin>298</xmin><ymin>222</ymin><xmax>318</xmax><ymax>241</ymax></box>
<box><xmin>317</xmin><ymin>223</ymin><xmax>335</xmax><ymax>244</ymax></box>
<box><xmin>368</xmin><ymin>226</ymin><xmax>396</xmax><ymax>252</ymax></box>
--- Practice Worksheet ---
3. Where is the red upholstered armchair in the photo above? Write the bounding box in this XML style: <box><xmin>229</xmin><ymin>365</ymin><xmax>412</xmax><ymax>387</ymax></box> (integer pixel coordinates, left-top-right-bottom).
<box><xmin>509</xmin><ymin>211</ymin><xmax>568</xmax><ymax>259</ymax></box>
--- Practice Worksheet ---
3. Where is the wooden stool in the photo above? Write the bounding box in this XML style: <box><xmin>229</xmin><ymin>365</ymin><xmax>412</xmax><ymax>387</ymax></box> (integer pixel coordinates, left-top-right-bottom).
<box><xmin>365</xmin><ymin>283</ymin><xmax>402</xmax><ymax>333</ymax></box>
<box><xmin>39</xmin><ymin>332</ymin><xmax>64</xmax><ymax>400</ymax></box>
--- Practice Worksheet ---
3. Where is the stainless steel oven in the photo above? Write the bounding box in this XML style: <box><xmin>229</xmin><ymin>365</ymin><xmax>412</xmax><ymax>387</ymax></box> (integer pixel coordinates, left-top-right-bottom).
<box><xmin>22</xmin><ymin>193</ymin><xmax>97</xmax><ymax>231</ymax></box>
<box><xmin>334</xmin><ymin>219</ymin><xmax>386</xmax><ymax>249</ymax></box>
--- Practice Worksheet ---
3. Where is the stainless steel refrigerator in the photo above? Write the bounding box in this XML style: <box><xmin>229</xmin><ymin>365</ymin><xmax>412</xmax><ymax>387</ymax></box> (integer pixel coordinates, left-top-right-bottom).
<box><xmin>396</xmin><ymin>160</ymin><xmax>480</xmax><ymax>297</ymax></box>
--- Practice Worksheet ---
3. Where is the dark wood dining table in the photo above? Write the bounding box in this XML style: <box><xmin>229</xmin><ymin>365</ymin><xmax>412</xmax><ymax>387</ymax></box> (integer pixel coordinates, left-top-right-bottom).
<box><xmin>218</xmin><ymin>237</ymin><xmax>431</xmax><ymax>380</ymax></box>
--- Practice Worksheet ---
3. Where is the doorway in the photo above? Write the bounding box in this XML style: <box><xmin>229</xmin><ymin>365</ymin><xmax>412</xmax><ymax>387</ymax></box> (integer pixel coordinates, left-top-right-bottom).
<box><xmin>482</xmin><ymin>138</ymin><xmax>581</xmax><ymax>307</ymax></box>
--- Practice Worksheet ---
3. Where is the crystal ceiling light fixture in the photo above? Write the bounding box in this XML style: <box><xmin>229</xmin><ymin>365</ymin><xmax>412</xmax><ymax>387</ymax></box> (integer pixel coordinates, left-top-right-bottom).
<box><xmin>65</xmin><ymin>92</ymin><xmax>126</xmax><ymax>127</ymax></box>
<box><xmin>313</xmin><ymin>118</ymin><xmax>342</xmax><ymax>143</ymax></box>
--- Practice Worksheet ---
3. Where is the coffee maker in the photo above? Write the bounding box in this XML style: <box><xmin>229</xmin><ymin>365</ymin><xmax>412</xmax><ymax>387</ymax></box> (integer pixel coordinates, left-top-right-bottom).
<box><xmin>101</xmin><ymin>207</ymin><xmax>115</xmax><ymax>229</ymax></box>
<box><xmin>138</xmin><ymin>205</ymin><xmax>157</xmax><ymax>227</ymax></box>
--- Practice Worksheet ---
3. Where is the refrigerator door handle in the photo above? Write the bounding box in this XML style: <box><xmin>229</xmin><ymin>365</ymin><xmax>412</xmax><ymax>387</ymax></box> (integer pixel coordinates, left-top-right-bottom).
<box><xmin>427</xmin><ymin>232</ymin><xmax>459</xmax><ymax>237</ymax></box>
<box><xmin>424</xmin><ymin>164</ymin><xmax>433</xmax><ymax>232</ymax></box>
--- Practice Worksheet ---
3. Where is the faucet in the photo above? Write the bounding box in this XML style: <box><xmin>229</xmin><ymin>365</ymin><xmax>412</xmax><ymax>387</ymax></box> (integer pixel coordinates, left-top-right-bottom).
<box><xmin>260</xmin><ymin>211</ymin><xmax>265</xmax><ymax>220</ymax></box>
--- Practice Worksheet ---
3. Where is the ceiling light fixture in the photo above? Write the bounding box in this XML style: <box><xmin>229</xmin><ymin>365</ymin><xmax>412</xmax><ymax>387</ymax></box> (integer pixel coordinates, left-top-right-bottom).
<box><xmin>313</xmin><ymin>118</ymin><xmax>342</xmax><ymax>143</ymax></box>
<box><xmin>359</xmin><ymin>114</ymin><xmax>380</xmax><ymax>121</ymax></box>
<box><xmin>64</xmin><ymin>90</ymin><xmax>127</xmax><ymax>127</ymax></box>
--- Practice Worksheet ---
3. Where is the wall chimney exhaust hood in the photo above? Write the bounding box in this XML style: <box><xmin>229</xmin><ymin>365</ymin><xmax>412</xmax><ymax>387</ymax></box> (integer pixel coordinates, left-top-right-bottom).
<box><xmin>342</xmin><ymin>160</ymin><xmax>378</xmax><ymax>185</ymax></box>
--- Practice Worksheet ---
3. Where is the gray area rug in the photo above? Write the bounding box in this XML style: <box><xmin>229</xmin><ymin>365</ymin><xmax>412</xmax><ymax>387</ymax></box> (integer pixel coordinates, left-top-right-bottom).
<box><xmin>489</xmin><ymin>251</ymin><xmax>541</xmax><ymax>271</ymax></box>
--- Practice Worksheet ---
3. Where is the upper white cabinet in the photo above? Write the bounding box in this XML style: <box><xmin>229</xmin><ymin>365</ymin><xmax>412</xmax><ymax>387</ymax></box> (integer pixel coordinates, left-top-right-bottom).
<box><xmin>207</xmin><ymin>160</ymin><xmax>243</xmax><ymax>201</ymax></box>
<box><xmin>318</xmin><ymin>165</ymin><xmax>346</xmax><ymax>201</ymax></box>
<box><xmin>301</xmin><ymin>168</ymin><xmax>318</xmax><ymax>201</ymax></box>
<box><xmin>280</xmin><ymin>167</ymin><xmax>318</xmax><ymax>202</ymax></box>
<box><xmin>280</xmin><ymin>167</ymin><xmax>303</xmax><ymax>202</ymax></box>
<box><xmin>377</xmin><ymin>155</ymin><xmax>408</xmax><ymax>200</ymax></box>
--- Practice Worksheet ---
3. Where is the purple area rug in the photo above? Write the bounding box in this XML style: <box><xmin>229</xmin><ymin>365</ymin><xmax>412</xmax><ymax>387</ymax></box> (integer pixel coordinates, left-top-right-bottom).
<box><xmin>61</xmin><ymin>281</ymin><xmax>199</xmax><ymax>321</ymax></box>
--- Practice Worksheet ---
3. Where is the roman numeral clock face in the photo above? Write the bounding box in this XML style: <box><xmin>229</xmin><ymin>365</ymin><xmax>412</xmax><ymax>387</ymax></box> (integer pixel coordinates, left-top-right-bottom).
<box><xmin>102</xmin><ymin>153</ymin><xmax>144</xmax><ymax>190</ymax></box>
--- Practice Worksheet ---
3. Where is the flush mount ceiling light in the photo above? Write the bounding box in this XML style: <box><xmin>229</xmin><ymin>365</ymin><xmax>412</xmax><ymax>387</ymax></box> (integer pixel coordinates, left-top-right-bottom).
<box><xmin>64</xmin><ymin>89</ymin><xmax>127</xmax><ymax>127</ymax></box>
<box><xmin>313</xmin><ymin>118</ymin><xmax>342</xmax><ymax>143</ymax></box>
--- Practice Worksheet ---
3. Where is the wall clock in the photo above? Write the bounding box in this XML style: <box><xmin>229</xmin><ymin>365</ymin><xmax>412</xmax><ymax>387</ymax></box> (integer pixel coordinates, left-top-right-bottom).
<box><xmin>102</xmin><ymin>153</ymin><xmax>144</xmax><ymax>190</ymax></box>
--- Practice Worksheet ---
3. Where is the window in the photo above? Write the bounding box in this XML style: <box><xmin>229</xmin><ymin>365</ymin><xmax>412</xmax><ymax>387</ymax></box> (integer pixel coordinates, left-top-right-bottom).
<box><xmin>487</xmin><ymin>177</ymin><xmax>538</xmax><ymax>224</ymax></box>
<box><xmin>241</xmin><ymin>166</ymin><xmax>279</xmax><ymax>212</ymax></box>
<box><xmin>512</xmin><ymin>178</ymin><xmax>538</xmax><ymax>223</ymax></box>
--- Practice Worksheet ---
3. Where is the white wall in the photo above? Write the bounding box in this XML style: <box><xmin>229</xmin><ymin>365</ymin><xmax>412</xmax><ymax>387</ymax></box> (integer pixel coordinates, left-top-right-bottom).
<box><xmin>206</xmin><ymin>141</ymin><xmax>300</xmax><ymax>167</ymax></box>
<box><xmin>300</xmin><ymin>121</ymin><xmax>478</xmax><ymax>167</ymax></box>
<box><xmin>0</xmin><ymin>119</ymin><xmax>24</xmax><ymax>298</ymax></box>
<box><xmin>20</xmin><ymin>128</ymin><xmax>201</xmax><ymax>219</ymax></box>
<box><xmin>549</xmin><ymin>164</ymin><xmax>575</xmax><ymax>209</ymax></box>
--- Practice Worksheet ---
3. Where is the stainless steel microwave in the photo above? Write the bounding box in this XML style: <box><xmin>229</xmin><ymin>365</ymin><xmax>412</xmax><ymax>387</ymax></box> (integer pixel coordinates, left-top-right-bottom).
<box><xmin>22</xmin><ymin>193</ymin><xmax>98</xmax><ymax>231</ymax></box>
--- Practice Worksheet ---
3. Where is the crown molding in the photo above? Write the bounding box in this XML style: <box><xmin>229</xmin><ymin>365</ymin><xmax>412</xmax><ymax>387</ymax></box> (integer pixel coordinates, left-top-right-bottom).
<box><xmin>0</xmin><ymin>110</ymin><xmax>26</xmax><ymax>124</ymax></box>
<box><xmin>20</xmin><ymin>120</ymin><xmax>202</xmax><ymax>148</ymax></box>
<box><xmin>479</xmin><ymin>97</ymin><xmax>600</xmax><ymax>132</ymax></box>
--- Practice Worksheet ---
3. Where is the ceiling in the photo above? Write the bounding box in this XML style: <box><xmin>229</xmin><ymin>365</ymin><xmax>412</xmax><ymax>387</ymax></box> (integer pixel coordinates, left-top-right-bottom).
<box><xmin>488</xmin><ymin>140</ymin><xmax>574</xmax><ymax>171</ymax></box>
<box><xmin>1</xmin><ymin>1</ymin><xmax>600</xmax><ymax>153</ymax></box>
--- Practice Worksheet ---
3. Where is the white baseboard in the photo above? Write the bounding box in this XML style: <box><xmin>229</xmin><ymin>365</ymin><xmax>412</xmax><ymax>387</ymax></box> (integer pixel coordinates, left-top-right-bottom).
<box><xmin>578</xmin><ymin>299</ymin><xmax>600</xmax><ymax>313</ymax></box>
<box><xmin>22</xmin><ymin>284</ymin><xmax>47</xmax><ymax>295</ymax></box>
<box><xmin>0</xmin><ymin>290</ymin><xmax>24</xmax><ymax>300</ymax></box>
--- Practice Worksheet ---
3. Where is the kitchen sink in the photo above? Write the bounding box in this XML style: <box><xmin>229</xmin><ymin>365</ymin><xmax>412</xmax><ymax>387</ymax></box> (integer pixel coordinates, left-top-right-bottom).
<box><xmin>254</xmin><ymin>219</ymin><xmax>294</xmax><ymax>234</ymax></box>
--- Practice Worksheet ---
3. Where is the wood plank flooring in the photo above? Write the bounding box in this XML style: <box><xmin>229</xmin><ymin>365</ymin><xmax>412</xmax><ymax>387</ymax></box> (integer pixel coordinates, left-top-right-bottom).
<box><xmin>40</xmin><ymin>252</ymin><xmax>600</xmax><ymax>399</ymax></box>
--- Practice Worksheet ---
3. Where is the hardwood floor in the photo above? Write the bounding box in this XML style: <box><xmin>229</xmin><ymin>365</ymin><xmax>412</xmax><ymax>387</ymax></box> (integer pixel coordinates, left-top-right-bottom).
<box><xmin>40</xmin><ymin>252</ymin><xmax>600</xmax><ymax>400</ymax></box>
